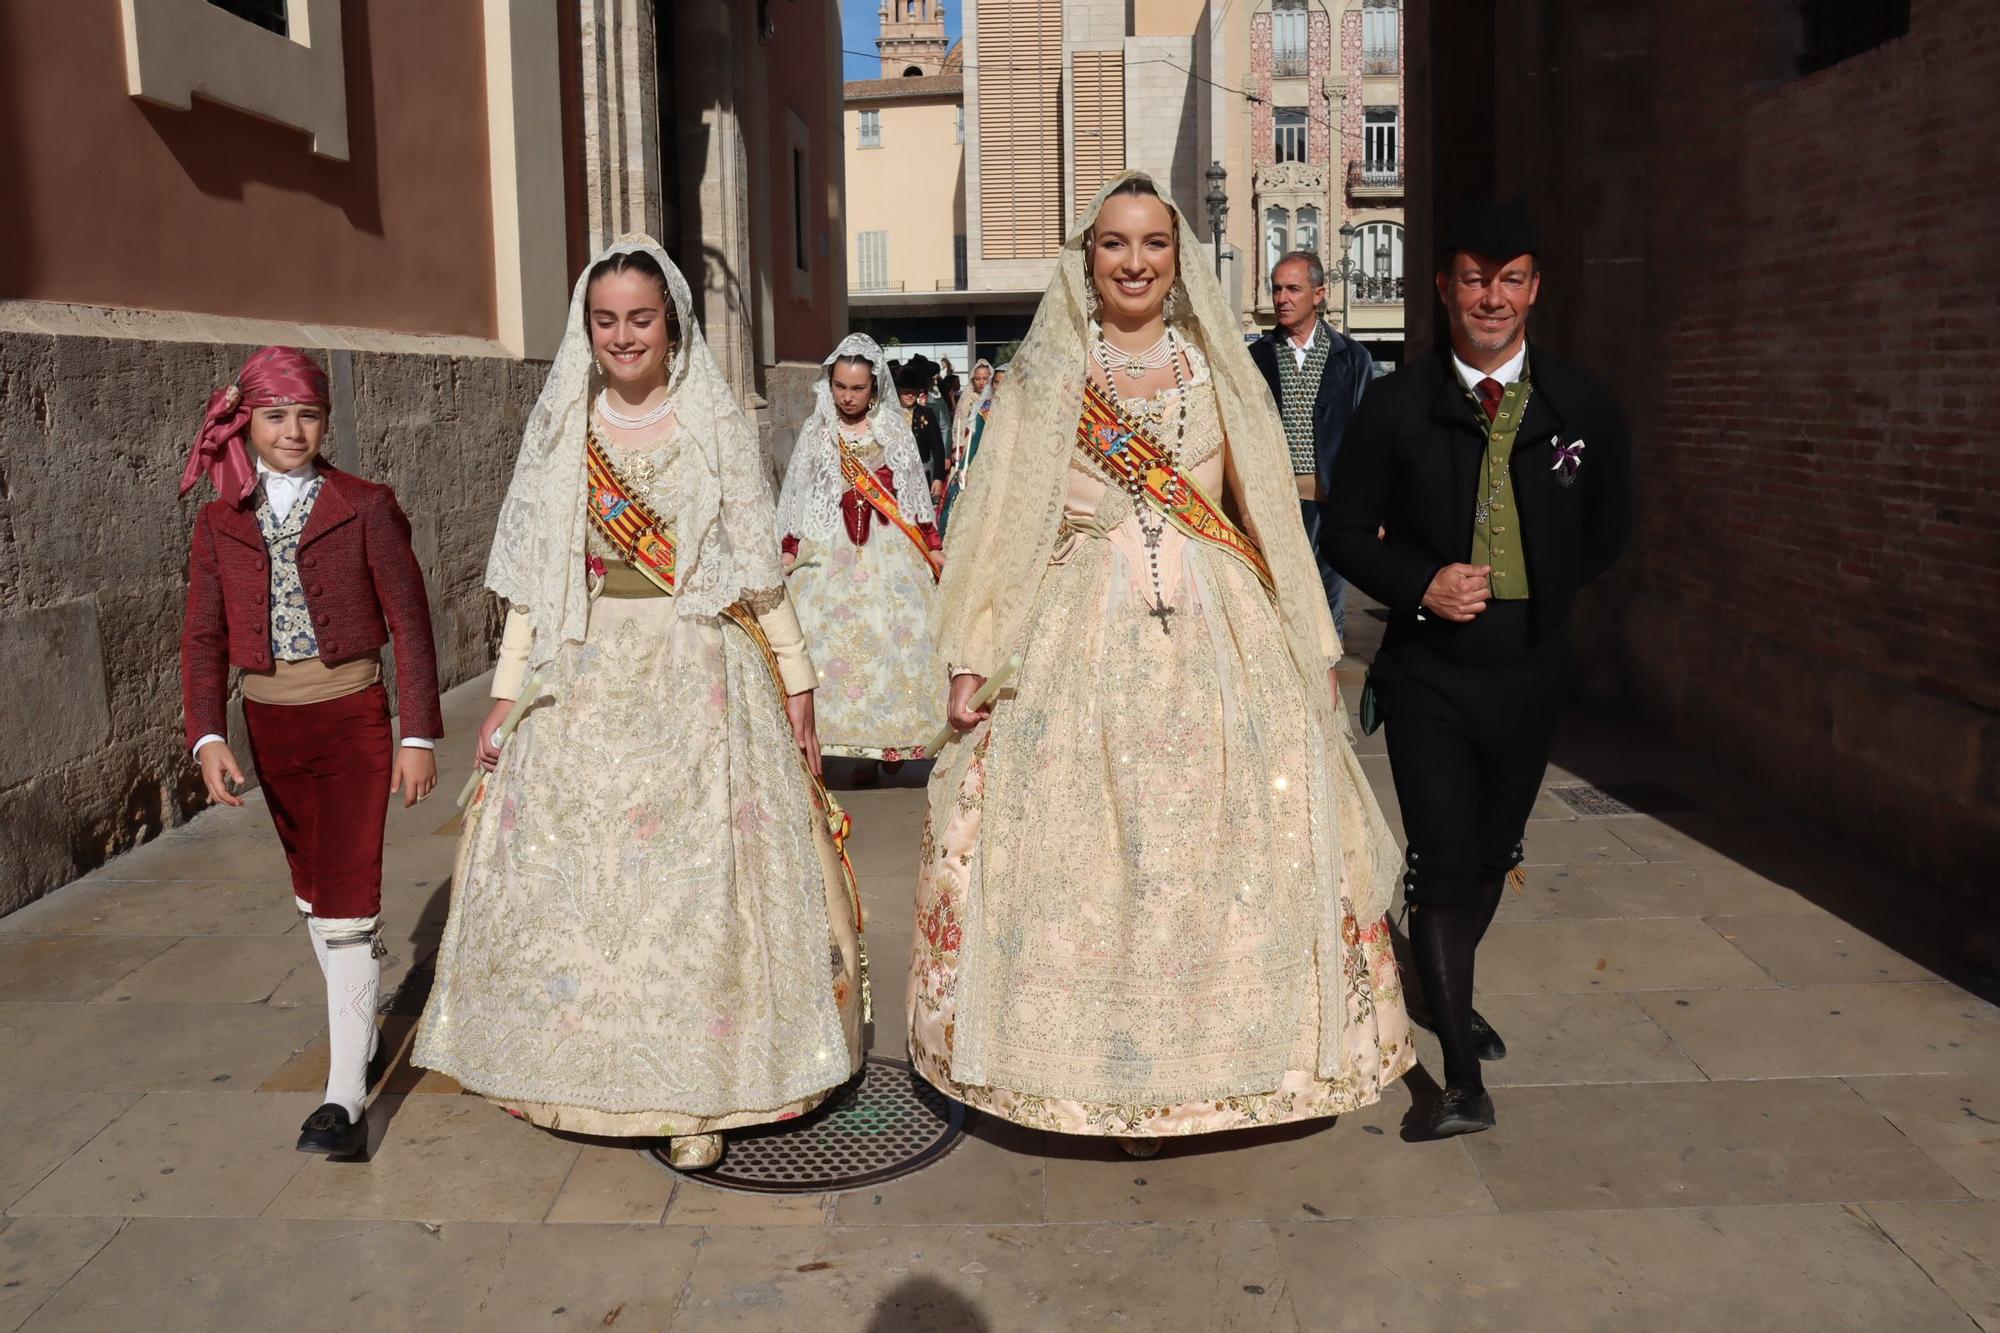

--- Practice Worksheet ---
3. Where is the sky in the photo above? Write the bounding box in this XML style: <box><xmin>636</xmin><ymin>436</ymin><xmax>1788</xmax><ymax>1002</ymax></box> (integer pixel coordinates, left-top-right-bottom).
<box><xmin>840</xmin><ymin>0</ymin><xmax>963</xmax><ymax>80</ymax></box>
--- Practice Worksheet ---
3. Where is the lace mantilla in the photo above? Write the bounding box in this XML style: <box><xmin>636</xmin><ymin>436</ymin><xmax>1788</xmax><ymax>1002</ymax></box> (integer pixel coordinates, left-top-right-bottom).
<box><xmin>778</xmin><ymin>333</ymin><xmax>935</xmax><ymax>544</ymax></box>
<box><xmin>484</xmin><ymin>237</ymin><xmax>786</xmax><ymax>669</ymax></box>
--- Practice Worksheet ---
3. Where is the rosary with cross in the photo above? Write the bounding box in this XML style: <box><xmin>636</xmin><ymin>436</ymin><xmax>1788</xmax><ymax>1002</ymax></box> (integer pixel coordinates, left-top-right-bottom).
<box><xmin>1093</xmin><ymin>327</ymin><xmax>1190</xmax><ymax>634</ymax></box>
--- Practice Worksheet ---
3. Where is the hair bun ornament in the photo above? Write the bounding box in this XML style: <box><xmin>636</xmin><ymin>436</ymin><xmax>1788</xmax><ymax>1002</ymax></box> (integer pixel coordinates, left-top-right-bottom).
<box><xmin>222</xmin><ymin>384</ymin><xmax>241</xmax><ymax>409</ymax></box>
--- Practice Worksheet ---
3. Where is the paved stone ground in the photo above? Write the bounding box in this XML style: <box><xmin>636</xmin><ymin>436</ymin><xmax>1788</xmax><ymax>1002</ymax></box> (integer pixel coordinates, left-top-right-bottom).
<box><xmin>3</xmin><ymin>623</ymin><xmax>1997</xmax><ymax>1330</ymax></box>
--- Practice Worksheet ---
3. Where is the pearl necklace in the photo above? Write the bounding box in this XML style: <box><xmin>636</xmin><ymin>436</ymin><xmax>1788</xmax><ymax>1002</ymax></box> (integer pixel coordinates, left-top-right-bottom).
<box><xmin>1096</xmin><ymin>328</ymin><xmax>1190</xmax><ymax>634</ymax></box>
<box><xmin>1092</xmin><ymin>327</ymin><xmax>1176</xmax><ymax>382</ymax></box>
<box><xmin>595</xmin><ymin>391</ymin><xmax>675</xmax><ymax>431</ymax></box>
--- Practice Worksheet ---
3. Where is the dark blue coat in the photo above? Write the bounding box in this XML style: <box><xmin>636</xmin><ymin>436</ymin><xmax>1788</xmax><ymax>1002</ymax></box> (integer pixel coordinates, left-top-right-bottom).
<box><xmin>1247</xmin><ymin>320</ymin><xmax>1375</xmax><ymax>491</ymax></box>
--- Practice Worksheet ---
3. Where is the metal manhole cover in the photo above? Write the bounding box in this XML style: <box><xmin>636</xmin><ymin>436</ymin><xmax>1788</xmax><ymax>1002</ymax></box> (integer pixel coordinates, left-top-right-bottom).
<box><xmin>1550</xmin><ymin>783</ymin><xmax>1637</xmax><ymax>817</ymax></box>
<box><xmin>1550</xmin><ymin>781</ymin><xmax>1703</xmax><ymax>817</ymax></box>
<box><xmin>651</xmin><ymin>1055</ymin><xmax>964</xmax><ymax>1195</ymax></box>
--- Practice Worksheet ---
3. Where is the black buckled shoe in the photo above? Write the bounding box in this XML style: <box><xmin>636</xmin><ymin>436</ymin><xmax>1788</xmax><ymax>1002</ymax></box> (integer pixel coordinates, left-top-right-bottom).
<box><xmin>1426</xmin><ymin>1085</ymin><xmax>1495</xmax><ymax>1138</ymax></box>
<box><xmin>296</xmin><ymin>1103</ymin><xmax>368</xmax><ymax>1158</ymax></box>
<box><xmin>1470</xmin><ymin>1009</ymin><xmax>1507</xmax><ymax>1062</ymax></box>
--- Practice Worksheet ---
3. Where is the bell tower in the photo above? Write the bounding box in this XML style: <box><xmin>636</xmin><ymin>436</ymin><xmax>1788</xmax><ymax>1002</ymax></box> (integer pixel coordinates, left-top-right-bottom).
<box><xmin>878</xmin><ymin>0</ymin><xmax>949</xmax><ymax>78</ymax></box>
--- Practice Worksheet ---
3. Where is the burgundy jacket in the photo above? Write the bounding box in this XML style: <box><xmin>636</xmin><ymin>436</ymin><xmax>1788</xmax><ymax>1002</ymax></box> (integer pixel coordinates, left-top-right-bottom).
<box><xmin>180</xmin><ymin>465</ymin><xmax>444</xmax><ymax>750</ymax></box>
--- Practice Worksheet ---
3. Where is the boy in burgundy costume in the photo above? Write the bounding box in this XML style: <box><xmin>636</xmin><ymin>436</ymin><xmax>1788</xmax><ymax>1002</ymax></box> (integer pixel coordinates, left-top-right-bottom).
<box><xmin>179</xmin><ymin>346</ymin><xmax>443</xmax><ymax>1158</ymax></box>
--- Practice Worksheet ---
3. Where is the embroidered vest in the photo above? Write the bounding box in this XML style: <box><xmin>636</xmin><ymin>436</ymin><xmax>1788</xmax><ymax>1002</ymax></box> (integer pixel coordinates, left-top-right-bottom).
<box><xmin>256</xmin><ymin>475</ymin><xmax>325</xmax><ymax>659</ymax></box>
<box><xmin>1275</xmin><ymin>326</ymin><xmax>1332</xmax><ymax>475</ymax></box>
<box><xmin>1463</xmin><ymin>369</ymin><xmax>1533</xmax><ymax>601</ymax></box>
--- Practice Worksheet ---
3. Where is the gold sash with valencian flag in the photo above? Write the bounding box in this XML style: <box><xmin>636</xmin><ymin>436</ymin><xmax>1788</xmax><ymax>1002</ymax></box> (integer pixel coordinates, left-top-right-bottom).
<box><xmin>838</xmin><ymin>444</ymin><xmax>941</xmax><ymax>581</ymax></box>
<box><xmin>582</xmin><ymin>434</ymin><xmax>868</xmax><ymax>978</ymax></box>
<box><xmin>1074</xmin><ymin>379</ymin><xmax>1275</xmax><ymax>594</ymax></box>
<box><xmin>586</xmin><ymin>434</ymin><xmax>677</xmax><ymax>590</ymax></box>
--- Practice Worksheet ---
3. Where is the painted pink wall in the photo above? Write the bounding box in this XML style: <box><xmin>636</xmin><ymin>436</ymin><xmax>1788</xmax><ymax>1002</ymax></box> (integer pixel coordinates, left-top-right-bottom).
<box><xmin>0</xmin><ymin>0</ymin><xmax>499</xmax><ymax>338</ymax></box>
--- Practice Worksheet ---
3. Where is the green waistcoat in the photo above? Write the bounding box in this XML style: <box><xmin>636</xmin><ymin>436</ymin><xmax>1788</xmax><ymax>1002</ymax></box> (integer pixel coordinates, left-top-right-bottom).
<box><xmin>1464</xmin><ymin>369</ymin><xmax>1532</xmax><ymax>600</ymax></box>
<box><xmin>1276</xmin><ymin>327</ymin><xmax>1333</xmax><ymax>474</ymax></box>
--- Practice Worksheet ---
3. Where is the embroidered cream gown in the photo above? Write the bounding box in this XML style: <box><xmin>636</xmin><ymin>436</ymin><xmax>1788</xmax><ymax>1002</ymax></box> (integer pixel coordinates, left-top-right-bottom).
<box><xmin>416</xmin><ymin>430</ymin><xmax>864</xmax><ymax>1137</ymax></box>
<box><xmin>909</xmin><ymin>361</ymin><xmax>1413</xmax><ymax>1136</ymax></box>
<box><xmin>785</xmin><ymin>433</ymin><xmax>942</xmax><ymax>761</ymax></box>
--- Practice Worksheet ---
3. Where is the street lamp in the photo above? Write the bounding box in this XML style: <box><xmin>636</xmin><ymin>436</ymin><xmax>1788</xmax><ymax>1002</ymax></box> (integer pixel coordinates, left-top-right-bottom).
<box><xmin>1204</xmin><ymin>161</ymin><xmax>1229</xmax><ymax>279</ymax></box>
<box><xmin>1329</xmin><ymin>220</ymin><xmax>1361</xmax><ymax>332</ymax></box>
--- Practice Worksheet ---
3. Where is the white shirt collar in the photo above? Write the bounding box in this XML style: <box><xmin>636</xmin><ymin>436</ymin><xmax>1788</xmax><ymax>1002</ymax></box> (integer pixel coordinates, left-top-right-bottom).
<box><xmin>1452</xmin><ymin>342</ymin><xmax>1528</xmax><ymax>393</ymax></box>
<box><xmin>255</xmin><ymin>457</ymin><xmax>318</xmax><ymax>485</ymax></box>
<box><xmin>255</xmin><ymin>457</ymin><xmax>318</xmax><ymax>523</ymax></box>
<box><xmin>1286</xmin><ymin>321</ymin><xmax>1318</xmax><ymax>352</ymax></box>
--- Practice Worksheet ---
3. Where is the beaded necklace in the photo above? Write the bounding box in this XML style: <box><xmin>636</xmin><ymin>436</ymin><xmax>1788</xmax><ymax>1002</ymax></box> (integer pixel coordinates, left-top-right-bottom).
<box><xmin>1093</xmin><ymin>325</ymin><xmax>1189</xmax><ymax>634</ymax></box>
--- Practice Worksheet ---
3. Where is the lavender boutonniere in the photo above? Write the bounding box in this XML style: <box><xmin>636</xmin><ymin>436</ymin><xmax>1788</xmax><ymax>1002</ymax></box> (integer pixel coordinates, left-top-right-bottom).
<box><xmin>1551</xmin><ymin>436</ymin><xmax>1586</xmax><ymax>486</ymax></box>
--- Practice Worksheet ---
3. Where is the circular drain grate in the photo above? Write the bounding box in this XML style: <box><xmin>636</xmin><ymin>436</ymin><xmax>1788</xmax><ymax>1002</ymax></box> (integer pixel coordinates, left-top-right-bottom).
<box><xmin>650</xmin><ymin>1055</ymin><xmax>965</xmax><ymax>1195</ymax></box>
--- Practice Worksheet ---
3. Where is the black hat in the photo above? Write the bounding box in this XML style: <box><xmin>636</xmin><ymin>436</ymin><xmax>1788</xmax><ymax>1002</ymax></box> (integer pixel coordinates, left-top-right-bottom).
<box><xmin>1438</xmin><ymin>195</ymin><xmax>1539</xmax><ymax>265</ymax></box>
<box><xmin>894</xmin><ymin>356</ymin><xmax>937</xmax><ymax>392</ymax></box>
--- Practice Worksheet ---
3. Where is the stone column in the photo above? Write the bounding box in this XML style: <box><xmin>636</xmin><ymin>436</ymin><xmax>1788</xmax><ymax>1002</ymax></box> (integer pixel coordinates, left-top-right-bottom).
<box><xmin>579</xmin><ymin>0</ymin><xmax>664</xmax><ymax>252</ymax></box>
<box><xmin>672</xmin><ymin>0</ymin><xmax>760</xmax><ymax>404</ymax></box>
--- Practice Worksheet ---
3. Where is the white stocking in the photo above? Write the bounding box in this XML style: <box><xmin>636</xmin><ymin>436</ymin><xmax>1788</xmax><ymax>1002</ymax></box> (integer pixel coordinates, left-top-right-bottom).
<box><xmin>298</xmin><ymin>898</ymin><xmax>329</xmax><ymax>976</ymax></box>
<box><xmin>309</xmin><ymin>915</ymin><xmax>382</xmax><ymax>1121</ymax></box>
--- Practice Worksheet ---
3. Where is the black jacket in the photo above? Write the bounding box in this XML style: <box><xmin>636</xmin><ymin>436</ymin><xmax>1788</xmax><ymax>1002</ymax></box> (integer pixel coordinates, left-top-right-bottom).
<box><xmin>909</xmin><ymin>404</ymin><xmax>948</xmax><ymax>485</ymax></box>
<box><xmin>1321</xmin><ymin>341</ymin><xmax>1631</xmax><ymax>646</ymax></box>
<box><xmin>1248</xmin><ymin>320</ymin><xmax>1374</xmax><ymax>487</ymax></box>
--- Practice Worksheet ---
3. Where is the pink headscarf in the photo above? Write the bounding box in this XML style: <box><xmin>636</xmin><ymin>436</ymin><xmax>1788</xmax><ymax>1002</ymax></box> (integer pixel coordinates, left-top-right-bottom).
<box><xmin>179</xmin><ymin>346</ymin><xmax>333</xmax><ymax>504</ymax></box>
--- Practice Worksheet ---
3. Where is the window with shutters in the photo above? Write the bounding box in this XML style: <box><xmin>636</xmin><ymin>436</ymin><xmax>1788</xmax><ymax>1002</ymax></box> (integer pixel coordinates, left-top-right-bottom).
<box><xmin>1265</xmin><ymin>207</ymin><xmax>1291</xmax><ymax>277</ymax></box>
<box><xmin>859</xmin><ymin>109</ymin><xmax>881</xmax><ymax>148</ymax></box>
<box><xmin>1355</xmin><ymin>221</ymin><xmax>1404</xmax><ymax>303</ymax></box>
<box><xmin>1070</xmin><ymin>50</ymin><xmax>1127</xmax><ymax>220</ymax></box>
<box><xmin>1274</xmin><ymin>108</ymin><xmax>1308</xmax><ymax>164</ymax></box>
<box><xmin>857</xmin><ymin>231</ymin><xmax>890</xmax><ymax>290</ymax></box>
<box><xmin>1363</xmin><ymin>107</ymin><xmax>1398</xmax><ymax>179</ymax></box>
<box><xmin>976</xmin><ymin>0</ymin><xmax>1065</xmax><ymax>260</ymax></box>
<box><xmin>1294</xmin><ymin>205</ymin><xmax>1321</xmax><ymax>260</ymax></box>
<box><xmin>1363</xmin><ymin>1</ymin><xmax>1400</xmax><ymax>75</ymax></box>
<box><xmin>1271</xmin><ymin>0</ymin><xmax>1308</xmax><ymax>78</ymax></box>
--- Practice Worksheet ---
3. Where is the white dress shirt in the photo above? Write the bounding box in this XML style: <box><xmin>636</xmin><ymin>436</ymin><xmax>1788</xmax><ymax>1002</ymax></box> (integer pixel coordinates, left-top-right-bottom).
<box><xmin>256</xmin><ymin>457</ymin><xmax>318</xmax><ymax>524</ymax></box>
<box><xmin>191</xmin><ymin>459</ymin><xmax>435</xmax><ymax>759</ymax></box>
<box><xmin>1451</xmin><ymin>342</ymin><xmax>1528</xmax><ymax>394</ymax></box>
<box><xmin>1286</xmin><ymin>321</ymin><xmax>1319</xmax><ymax>370</ymax></box>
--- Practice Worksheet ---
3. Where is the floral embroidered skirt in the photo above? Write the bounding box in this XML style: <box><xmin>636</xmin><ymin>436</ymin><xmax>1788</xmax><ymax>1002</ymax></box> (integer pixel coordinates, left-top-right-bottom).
<box><xmin>908</xmin><ymin>522</ymin><xmax>1414</xmax><ymax>1137</ymax></box>
<box><xmin>415</xmin><ymin>593</ymin><xmax>863</xmax><ymax>1137</ymax></box>
<box><xmin>788</xmin><ymin>529</ymin><xmax>942</xmax><ymax>761</ymax></box>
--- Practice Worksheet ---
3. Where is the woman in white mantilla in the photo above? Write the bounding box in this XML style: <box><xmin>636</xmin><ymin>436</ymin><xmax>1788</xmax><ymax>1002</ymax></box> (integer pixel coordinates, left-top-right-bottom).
<box><xmin>778</xmin><ymin>334</ymin><xmax>944</xmax><ymax>773</ymax></box>
<box><xmin>911</xmin><ymin>173</ymin><xmax>1412</xmax><ymax>1152</ymax></box>
<box><xmin>415</xmin><ymin>238</ymin><xmax>864</xmax><ymax>1172</ymax></box>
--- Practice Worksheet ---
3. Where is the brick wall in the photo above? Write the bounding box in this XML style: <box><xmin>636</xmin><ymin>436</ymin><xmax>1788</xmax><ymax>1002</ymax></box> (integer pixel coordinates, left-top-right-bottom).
<box><xmin>1414</xmin><ymin>0</ymin><xmax>2000</xmax><ymax>892</ymax></box>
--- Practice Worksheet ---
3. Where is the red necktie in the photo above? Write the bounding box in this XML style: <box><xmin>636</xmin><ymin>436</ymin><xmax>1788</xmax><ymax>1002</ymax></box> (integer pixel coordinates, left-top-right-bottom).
<box><xmin>1476</xmin><ymin>377</ymin><xmax>1503</xmax><ymax>422</ymax></box>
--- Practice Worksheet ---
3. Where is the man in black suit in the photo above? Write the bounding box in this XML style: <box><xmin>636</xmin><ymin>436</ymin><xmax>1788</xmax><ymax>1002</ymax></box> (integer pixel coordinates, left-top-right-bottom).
<box><xmin>896</xmin><ymin>361</ymin><xmax>950</xmax><ymax>501</ymax></box>
<box><xmin>1322</xmin><ymin>198</ymin><xmax>1632</xmax><ymax>1137</ymax></box>
<box><xmin>1249</xmin><ymin>250</ymin><xmax>1375</xmax><ymax>636</ymax></box>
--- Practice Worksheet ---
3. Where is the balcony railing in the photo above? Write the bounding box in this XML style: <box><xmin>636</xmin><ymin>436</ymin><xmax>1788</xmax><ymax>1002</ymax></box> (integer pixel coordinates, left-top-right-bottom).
<box><xmin>1362</xmin><ymin>48</ymin><xmax>1398</xmax><ymax>75</ymax></box>
<box><xmin>1272</xmin><ymin>52</ymin><xmax>1308</xmax><ymax>78</ymax></box>
<box><xmin>1353</xmin><ymin>274</ymin><xmax>1404</xmax><ymax>304</ymax></box>
<box><xmin>1347</xmin><ymin>160</ymin><xmax>1403</xmax><ymax>194</ymax></box>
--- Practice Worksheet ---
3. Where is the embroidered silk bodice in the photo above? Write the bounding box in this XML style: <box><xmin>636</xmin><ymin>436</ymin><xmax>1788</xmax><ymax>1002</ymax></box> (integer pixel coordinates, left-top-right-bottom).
<box><xmin>257</xmin><ymin>474</ymin><xmax>325</xmax><ymax>661</ymax></box>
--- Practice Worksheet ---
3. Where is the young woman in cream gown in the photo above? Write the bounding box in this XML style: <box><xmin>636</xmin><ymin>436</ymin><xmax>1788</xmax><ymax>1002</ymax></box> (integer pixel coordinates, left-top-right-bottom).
<box><xmin>415</xmin><ymin>239</ymin><xmax>864</xmax><ymax>1171</ymax></box>
<box><xmin>910</xmin><ymin>173</ymin><xmax>1412</xmax><ymax>1153</ymax></box>
<box><xmin>777</xmin><ymin>334</ymin><xmax>943</xmax><ymax>774</ymax></box>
